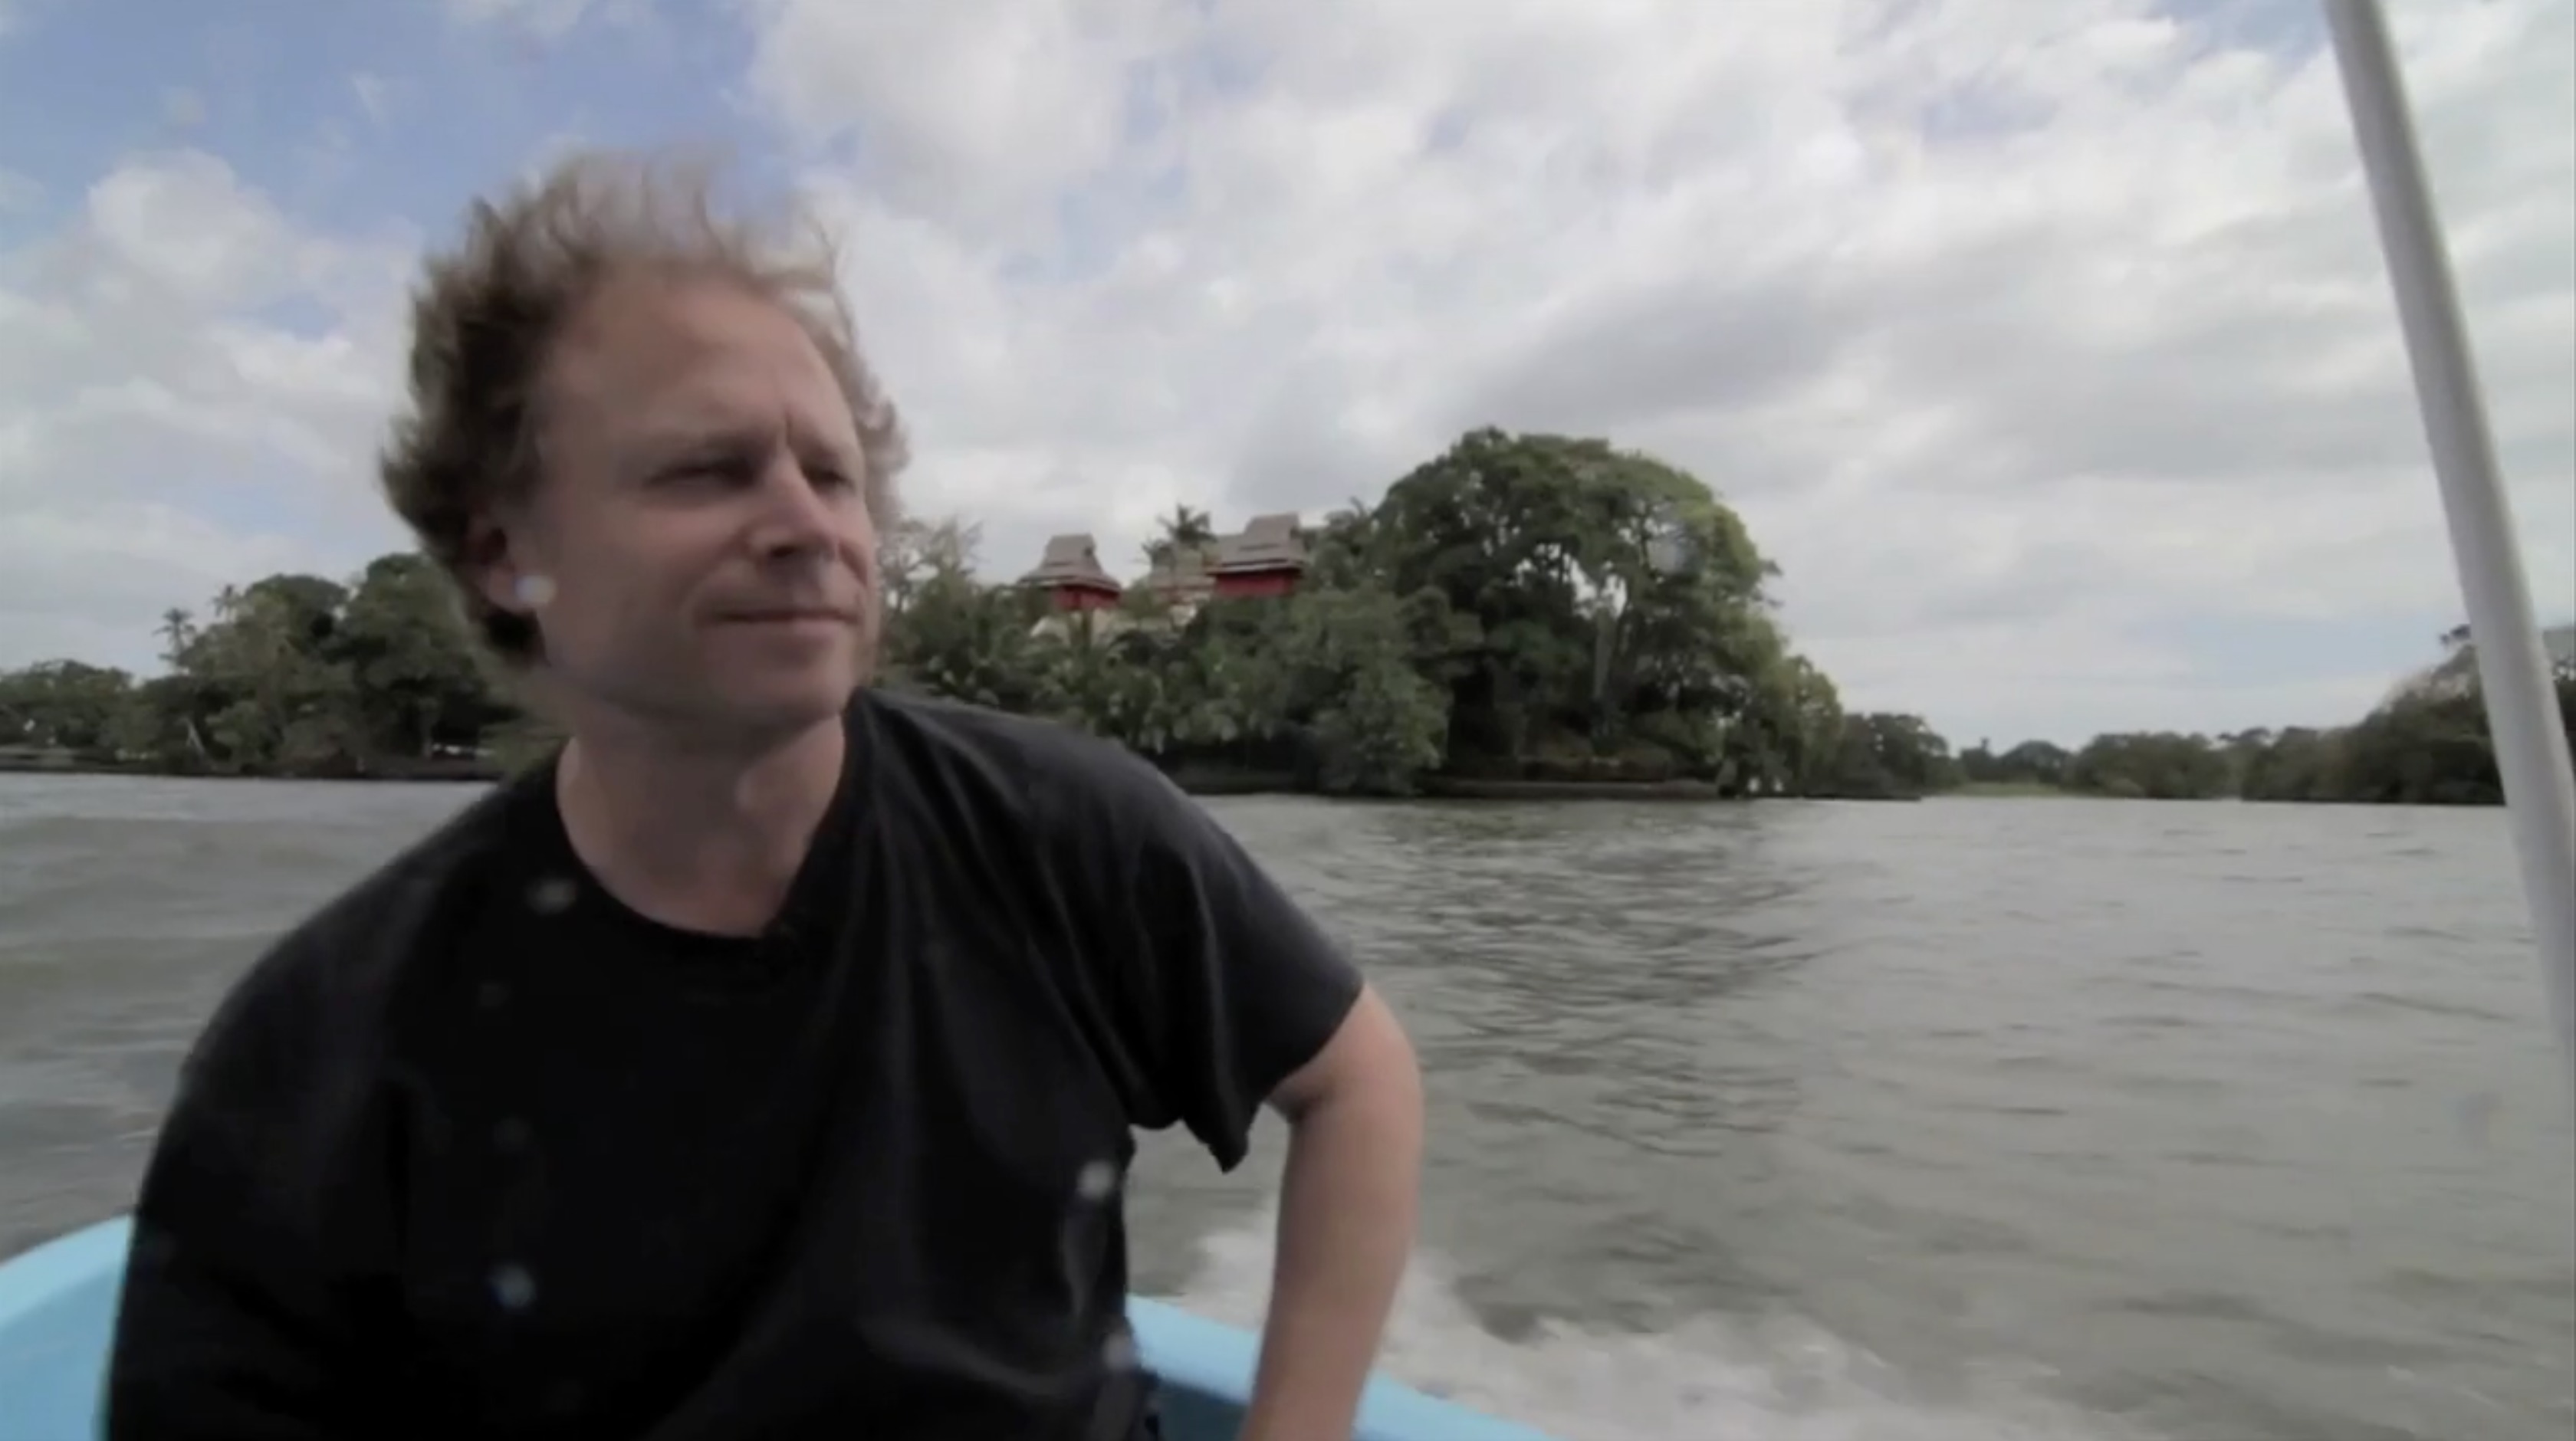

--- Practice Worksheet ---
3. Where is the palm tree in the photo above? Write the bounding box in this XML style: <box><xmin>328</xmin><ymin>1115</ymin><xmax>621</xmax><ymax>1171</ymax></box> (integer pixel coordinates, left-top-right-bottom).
<box><xmin>156</xmin><ymin>608</ymin><xmax>194</xmax><ymax>668</ymax></box>
<box><xmin>1145</xmin><ymin>504</ymin><xmax>1217</xmax><ymax>568</ymax></box>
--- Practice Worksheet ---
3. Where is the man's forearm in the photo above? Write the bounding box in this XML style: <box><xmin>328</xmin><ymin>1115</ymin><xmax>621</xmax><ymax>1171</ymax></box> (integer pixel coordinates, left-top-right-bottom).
<box><xmin>1240</xmin><ymin>1067</ymin><xmax>1424</xmax><ymax>1440</ymax></box>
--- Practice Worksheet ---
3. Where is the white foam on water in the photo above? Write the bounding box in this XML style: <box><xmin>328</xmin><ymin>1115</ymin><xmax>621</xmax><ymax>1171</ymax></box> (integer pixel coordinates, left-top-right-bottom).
<box><xmin>1167</xmin><ymin>1214</ymin><xmax>2159</xmax><ymax>1441</ymax></box>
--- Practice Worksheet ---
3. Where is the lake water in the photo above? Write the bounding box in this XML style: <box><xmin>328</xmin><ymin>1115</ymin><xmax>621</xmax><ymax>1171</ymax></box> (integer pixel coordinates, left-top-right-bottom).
<box><xmin>2</xmin><ymin>774</ymin><xmax>2569</xmax><ymax>1439</ymax></box>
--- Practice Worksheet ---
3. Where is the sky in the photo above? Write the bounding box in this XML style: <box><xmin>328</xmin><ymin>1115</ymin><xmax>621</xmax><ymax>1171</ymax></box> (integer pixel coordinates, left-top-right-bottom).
<box><xmin>0</xmin><ymin>0</ymin><xmax>2568</xmax><ymax>747</ymax></box>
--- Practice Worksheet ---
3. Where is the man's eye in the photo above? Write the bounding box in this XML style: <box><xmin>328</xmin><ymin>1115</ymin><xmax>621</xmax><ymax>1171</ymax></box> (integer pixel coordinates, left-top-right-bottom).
<box><xmin>663</xmin><ymin>457</ymin><xmax>745</xmax><ymax>484</ymax></box>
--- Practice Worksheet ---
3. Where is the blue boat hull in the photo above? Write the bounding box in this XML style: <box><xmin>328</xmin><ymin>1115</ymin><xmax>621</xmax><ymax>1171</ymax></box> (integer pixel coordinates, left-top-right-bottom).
<box><xmin>0</xmin><ymin>1219</ymin><xmax>1553</xmax><ymax>1441</ymax></box>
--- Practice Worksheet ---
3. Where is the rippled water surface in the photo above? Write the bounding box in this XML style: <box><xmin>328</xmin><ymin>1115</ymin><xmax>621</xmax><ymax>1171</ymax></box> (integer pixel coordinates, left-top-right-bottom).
<box><xmin>2</xmin><ymin>775</ymin><xmax>2569</xmax><ymax>1439</ymax></box>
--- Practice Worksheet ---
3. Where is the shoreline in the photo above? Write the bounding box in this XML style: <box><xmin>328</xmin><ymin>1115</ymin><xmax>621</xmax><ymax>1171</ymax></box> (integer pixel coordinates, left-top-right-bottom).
<box><xmin>10</xmin><ymin>753</ymin><xmax>2476</xmax><ymax>806</ymax></box>
<box><xmin>0</xmin><ymin>753</ymin><xmax>508</xmax><ymax>784</ymax></box>
<box><xmin>0</xmin><ymin>753</ymin><xmax>1929</xmax><ymax>802</ymax></box>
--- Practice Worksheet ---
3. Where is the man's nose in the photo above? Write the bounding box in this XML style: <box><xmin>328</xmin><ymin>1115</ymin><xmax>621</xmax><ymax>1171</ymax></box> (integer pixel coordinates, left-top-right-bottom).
<box><xmin>748</xmin><ymin>451</ymin><xmax>838</xmax><ymax>560</ymax></box>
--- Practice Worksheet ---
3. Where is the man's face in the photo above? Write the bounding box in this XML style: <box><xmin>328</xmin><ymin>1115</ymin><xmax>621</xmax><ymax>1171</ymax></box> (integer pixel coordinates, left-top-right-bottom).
<box><xmin>477</xmin><ymin>273</ymin><xmax>882</xmax><ymax>742</ymax></box>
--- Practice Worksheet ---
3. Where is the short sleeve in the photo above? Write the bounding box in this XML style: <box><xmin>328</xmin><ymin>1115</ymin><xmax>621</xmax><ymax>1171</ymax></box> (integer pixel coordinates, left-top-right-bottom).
<box><xmin>1060</xmin><ymin>754</ymin><xmax>1365</xmax><ymax>1171</ymax></box>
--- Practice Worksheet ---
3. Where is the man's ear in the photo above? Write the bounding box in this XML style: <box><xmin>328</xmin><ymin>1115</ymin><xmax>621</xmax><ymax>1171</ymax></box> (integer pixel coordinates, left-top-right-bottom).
<box><xmin>465</xmin><ymin>515</ymin><xmax>550</xmax><ymax>616</ymax></box>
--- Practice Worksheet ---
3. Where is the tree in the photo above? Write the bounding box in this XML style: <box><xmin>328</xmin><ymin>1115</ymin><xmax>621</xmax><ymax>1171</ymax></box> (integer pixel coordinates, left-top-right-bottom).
<box><xmin>8</xmin><ymin>554</ymin><xmax>502</xmax><ymax>776</ymax></box>
<box><xmin>2064</xmin><ymin>732</ymin><xmax>2233</xmax><ymax>799</ymax></box>
<box><xmin>0</xmin><ymin>660</ymin><xmax>136</xmax><ymax>753</ymax></box>
<box><xmin>331</xmin><ymin>553</ymin><xmax>509</xmax><ymax>759</ymax></box>
<box><xmin>1820</xmin><ymin>712</ymin><xmax>1961</xmax><ymax>797</ymax></box>
<box><xmin>1972</xmin><ymin>624</ymin><xmax>2576</xmax><ymax>806</ymax></box>
<box><xmin>45</xmin><ymin>425</ymin><xmax>2555</xmax><ymax>809</ymax></box>
<box><xmin>1143</xmin><ymin>504</ymin><xmax>1217</xmax><ymax>569</ymax></box>
<box><xmin>1960</xmin><ymin>738</ymin><xmax>2071</xmax><ymax>788</ymax></box>
<box><xmin>1352</xmin><ymin>428</ymin><xmax>1807</xmax><ymax>788</ymax></box>
<box><xmin>879</xmin><ymin>517</ymin><xmax>1051</xmax><ymax>713</ymax></box>
<box><xmin>0</xmin><ymin>428</ymin><xmax>1894</xmax><ymax>796</ymax></box>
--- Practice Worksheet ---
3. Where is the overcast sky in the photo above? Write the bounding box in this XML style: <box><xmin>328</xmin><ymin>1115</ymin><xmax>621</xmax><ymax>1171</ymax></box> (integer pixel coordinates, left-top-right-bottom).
<box><xmin>0</xmin><ymin>0</ymin><xmax>2567</xmax><ymax>746</ymax></box>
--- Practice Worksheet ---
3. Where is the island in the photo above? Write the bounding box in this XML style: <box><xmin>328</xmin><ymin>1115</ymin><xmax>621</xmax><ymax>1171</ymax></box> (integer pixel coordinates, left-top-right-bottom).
<box><xmin>5</xmin><ymin>429</ymin><xmax>2569</xmax><ymax>806</ymax></box>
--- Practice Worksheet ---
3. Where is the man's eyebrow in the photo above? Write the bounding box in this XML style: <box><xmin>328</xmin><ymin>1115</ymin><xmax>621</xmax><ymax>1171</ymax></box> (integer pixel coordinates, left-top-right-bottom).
<box><xmin>623</xmin><ymin>422</ymin><xmax>860</xmax><ymax>471</ymax></box>
<box><xmin>636</xmin><ymin>423</ymin><xmax>755</xmax><ymax>454</ymax></box>
<box><xmin>799</xmin><ymin>436</ymin><xmax>863</xmax><ymax>471</ymax></box>
<box><xmin>617</xmin><ymin>407</ymin><xmax>762</xmax><ymax>451</ymax></box>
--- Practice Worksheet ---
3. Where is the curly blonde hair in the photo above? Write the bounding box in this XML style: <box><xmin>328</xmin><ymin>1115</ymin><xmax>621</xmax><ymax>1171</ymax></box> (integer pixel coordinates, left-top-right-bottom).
<box><xmin>378</xmin><ymin>148</ymin><xmax>909</xmax><ymax>665</ymax></box>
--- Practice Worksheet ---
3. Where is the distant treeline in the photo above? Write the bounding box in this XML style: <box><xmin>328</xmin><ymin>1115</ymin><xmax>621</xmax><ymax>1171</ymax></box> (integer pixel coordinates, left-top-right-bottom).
<box><xmin>1957</xmin><ymin>628</ymin><xmax>2576</xmax><ymax>806</ymax></box>
<box><xmin>2</xmin><ymin>428</ymin><xmax>2568</xmax><ymax>806</ymax></box>
<box><xmin>0</xmin><ymin>428</ymin><xmax>1940</xmax><ymax>799</ymax></box>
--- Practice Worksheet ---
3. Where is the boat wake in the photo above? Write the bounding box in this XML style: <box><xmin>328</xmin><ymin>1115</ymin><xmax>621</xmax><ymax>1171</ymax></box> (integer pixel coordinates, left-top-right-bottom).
<box><xmin>1165</xmin><ymin>1213</ymin><xmax>2157</xmax><ymax>1441</ymax></box>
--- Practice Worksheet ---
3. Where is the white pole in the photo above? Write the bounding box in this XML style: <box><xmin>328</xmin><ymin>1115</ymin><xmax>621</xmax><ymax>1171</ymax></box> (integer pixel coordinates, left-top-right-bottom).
<box><xmin>2321</xmin><ymin>0</ymin><xmax>2576</xmax><ymax>1106</ymax></box>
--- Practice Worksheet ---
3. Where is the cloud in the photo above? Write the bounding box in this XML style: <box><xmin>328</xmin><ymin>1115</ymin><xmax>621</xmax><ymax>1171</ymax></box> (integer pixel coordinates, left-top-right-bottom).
<box><xmin>159</xmin><ymin>87</ymin><xmax>207</xmax><ymax>133</ymax></box>
<box><xmin>350</xmin><ymin>71</ymin><xmax>396</xmax><ymax>127</ymax></box>
<box><xmin>442</xmin><ymin>0</ymin><xmax>657</xmax><ymax>46</ymax></box>
<box><xmin>442</xmin><ymin>0</ymin><xmax>600</xmax><ymax>43</ymax></box>
<box><xmin>5</xmin><ymin>0</ymin><xmax>2569</xmax><ymax>749</ymax></box>
<box><xmin>0</xmin><ymin>152</ymin><xmax>416</xmax><ymax>674</ymax></box>
<box><xmin>741</xmin><ymin>0</ymin><xmax>2575</xmax><ymax>742</ymax></box>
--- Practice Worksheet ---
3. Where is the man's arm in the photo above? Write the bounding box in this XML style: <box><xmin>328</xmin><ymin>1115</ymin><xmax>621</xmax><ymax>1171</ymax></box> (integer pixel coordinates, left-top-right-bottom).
<box><xmin>1240</xmin><ymin>987</ymin><xmax>1424</xmax><ymax>1441</ymax></box>
<box><xmin>106</xmin><ymin>937</ymin><xmax>357</xmax><ymax>1439</ymax></box>
<box><xmin>1067</xmin><ymin>752</ymin><xmax>1425</xmax><ymax>1439</ymax></box>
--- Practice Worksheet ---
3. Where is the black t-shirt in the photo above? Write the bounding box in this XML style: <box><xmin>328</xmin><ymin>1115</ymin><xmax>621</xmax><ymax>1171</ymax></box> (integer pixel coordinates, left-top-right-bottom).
<box><xmin>103</xmin><ymin>689</ymin><xmax>1365</xmax><ymax>1440</ymax></box>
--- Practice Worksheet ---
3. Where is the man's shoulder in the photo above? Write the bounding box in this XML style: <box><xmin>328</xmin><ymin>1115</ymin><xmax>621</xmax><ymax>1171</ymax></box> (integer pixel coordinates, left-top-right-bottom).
<box><xmin>298</xmin><ymin>776</ymin><xmax>524</xmax><ymax>949</ymax></box>
<box><xmin>211</xmin><ymin>772</ymin><xmax>533</xmax><ymax>1049</ymax></box>
<box><xmin>859</xmin><ymin>687</ymin><xmax>1186</xmax><ymax>837</ymax></box>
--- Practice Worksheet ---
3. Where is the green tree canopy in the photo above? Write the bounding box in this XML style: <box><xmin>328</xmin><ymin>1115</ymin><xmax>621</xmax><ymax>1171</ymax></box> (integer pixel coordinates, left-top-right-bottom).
<box><xmin>12</xmin><ymin>428</ymin><xmax>2555</xmax><ymax>807</ymax></box>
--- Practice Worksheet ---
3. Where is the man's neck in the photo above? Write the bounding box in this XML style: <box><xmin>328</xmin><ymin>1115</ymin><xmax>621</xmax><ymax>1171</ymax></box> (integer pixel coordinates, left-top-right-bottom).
<box><xmin>554</xmin><ymin>711</ymin><xmax>848</xmax><ymax>937</ymax></box>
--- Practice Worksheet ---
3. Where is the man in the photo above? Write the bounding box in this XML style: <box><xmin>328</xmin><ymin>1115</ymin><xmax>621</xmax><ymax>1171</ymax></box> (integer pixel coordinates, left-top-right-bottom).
<box><xmin>104</xmin><ymin>151</ymin><xmax>1424</xmax><ymax>1441</ymax></box>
